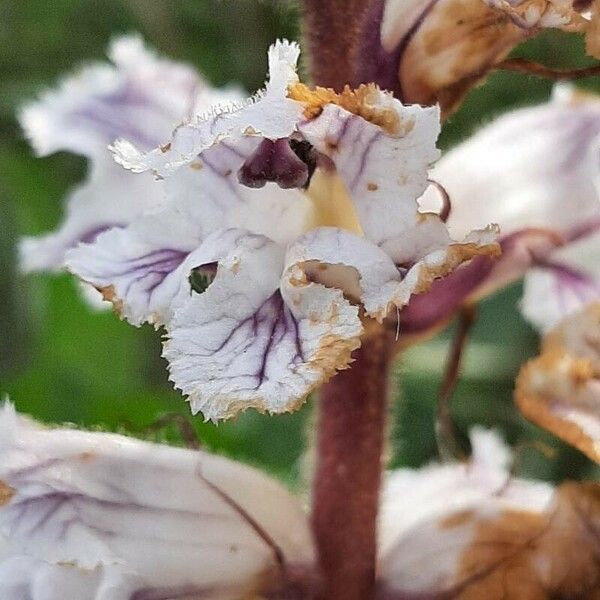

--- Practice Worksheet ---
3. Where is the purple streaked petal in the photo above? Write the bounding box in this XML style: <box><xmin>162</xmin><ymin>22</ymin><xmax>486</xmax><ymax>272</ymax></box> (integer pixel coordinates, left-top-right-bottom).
<box><xmin>19</xmin><ymin>35</ymin><xmax>214</xmax><ymax>159</ymax></box>
<box><xmin>522</xmin><ymin>229</ymin><xmax>600</xmax><ymax>331</ymax></box>
<box><xmin>421</xmin><ymin>89</ymin><xmax>600</xmax><ymax>242</ymax></box>
<box><xmin>165</xmin><ymin>233</ymin><xmax>362</xmax><ymax>420</ymax></box>
<box><xmin>112</xmin><ymin>40</ymin><xmax>304</xmax><ymax>178</ymax></box>
<box><xmin>298</xmin><ymin>100</ymin><xmax>441</xmax><ymax>250</ymax></box>
<box><xmin>66</xmin><ymin>223</ymin><xmax>250</xmax><ymax>328</ymax></box>
<box><xmin>67</xmin><ymin>229</ymin><xmax>190</xmax><ymax>327</ymax></box>
<box><xmin>19</xmin><ymin>160</ymin><xmax>164</xmax><ymax>274</ymax></box>
<box><xmin>0</xmin><ymin>404</ymin><xmax>314</xmax><ymax>596</ymax></box>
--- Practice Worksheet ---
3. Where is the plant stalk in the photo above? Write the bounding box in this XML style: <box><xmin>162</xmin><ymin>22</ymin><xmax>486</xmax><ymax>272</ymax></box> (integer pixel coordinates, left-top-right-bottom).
<box><xmin>300</xmin><ymin>0</ymin><xmax>375</xmax><ymax>90</ymax></box>
<box><xmin>311</xmin><ymin>324</ymin><xmax>394</xmax><ymax>600</ymax></box>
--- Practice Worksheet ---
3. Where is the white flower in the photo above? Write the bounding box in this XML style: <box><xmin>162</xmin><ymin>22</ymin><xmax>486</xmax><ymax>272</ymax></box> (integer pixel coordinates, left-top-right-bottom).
<box><xmin>66</xmin><ymin>40</ymin><xmax>498</xmax><ymax>420</ymax></box>
<box><xmin>19</xmin><ymin>35</ymin><xmax>241</xmax><ymax>277</ymax></box>
<box><xmin>3</xmin><ymin>407</ymin><xmax>598</xmax><ymax>599</ymax></box>
<box><xmin>378</xmin><ymin>427</ymin><xmax>600</xmax><ymax>598</ymax></box>
<box><xmin>410</xmin><ymin>86</ymin><xmax>600</xmax><ymax>334</ymax></box>
<box><xmin>0</xmin><ymin>403</ymin><xmax>314</xmax><ymax>600</ymax></box>
<box><xmin>516</xmin><ymin>301</ymin><xmax>600</xmax><ymax>463</ymax></box>
<box><xmin>378</xmin><ymin>0</ymin><xmax>596</xmax><ymax>113</ymax></box>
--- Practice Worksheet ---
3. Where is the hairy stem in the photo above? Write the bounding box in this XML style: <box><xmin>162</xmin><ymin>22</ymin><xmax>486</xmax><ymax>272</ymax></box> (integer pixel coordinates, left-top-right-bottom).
<box><xmin>311</xmin><ymin>324</ymin><xmax>394</xmax><ymax>600</ymax></box>
<box><xmin>300</xmin><ymin>0</ymin><xmax>376</xmax><ymax>89</ymax></box>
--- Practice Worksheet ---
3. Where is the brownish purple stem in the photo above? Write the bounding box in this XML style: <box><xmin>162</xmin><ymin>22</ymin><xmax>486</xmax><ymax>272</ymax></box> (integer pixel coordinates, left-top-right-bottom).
<box><xmin>436</xmin><ymin>305</ymin><xmax>477</xmax><ymax>461</ymax></box>
<box><xmin>300</xmin><ymin>0</ymin><xmax>376</xmax><ymax>90</ymax></box>
<box><xmin>495</xmin><ymin>58</ymin><xmax>600</xmax><ymax>81</ymax></box>
<box><xmin>311</xmin><ymin>325</ymin><xmax>394</xmax><ymax>600</ymax></box>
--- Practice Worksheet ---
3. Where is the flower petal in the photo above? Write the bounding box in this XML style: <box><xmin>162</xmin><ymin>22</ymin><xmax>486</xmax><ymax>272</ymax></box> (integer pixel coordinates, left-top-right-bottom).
<box><xmin>379</xmin><ymin>0</ymin><xmax>587</xmax><ymax>113</ymax></box>
<box><xmin>297</xmin><ymin>97</ymin><xmax>441</xmax><ymax>248</ymax></box>
<box><xmin>67</xmin><ymin>221</ymin><xmax>253</xmax><ymax>327</ymax></box>
<box><xmin>285</xmin><ymin>227</ymin><xmax>403</xmax><ymax>320</ymax></box>
<box><xmin>516</xmin><ymin>302</ymin><xmax>600</xmax><ymax>463</ymax></box>
<box><xmin>521</xmin><ymin>229</ymin><xmax>600</xmax><ymax>332</ymax></box>
<box><xmin>378</xmin><ymin>429</ymin><xmax>600</xmax><ymax>598</ymax></box>
<box><xmin>112</xmin><ymin>40</ymin><xmax>304</xmax><ymax>177</ymax></box>
<box><xmin>164</xmin><ymin>232</ymin><xmax>362</xmax><ymax>420</ymax></box>
<box><xmin>0</xmin><ymin>404</ymin><xmax>313</xmax><ymax>597</ymax></box>
<box><xmin>21</xmin><ymin>159</ymin><xmax>164</xmax><ymax>274</ymax></box>
<box><xmin>422</xmin><ymin>89</ymin><xmax>600</xmax><ymax>241</ymax></box>
<box><xmin>20</xmin><ymin>35</ymin><xmax>209</xmax><ymax>158</ymax></box>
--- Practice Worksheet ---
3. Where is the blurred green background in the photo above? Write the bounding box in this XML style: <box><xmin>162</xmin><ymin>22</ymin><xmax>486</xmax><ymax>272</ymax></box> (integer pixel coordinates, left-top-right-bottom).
<box><xmin>1</xmin><ymin>0</ymin><xmax>599</xmax><ymax>485</ymax></box>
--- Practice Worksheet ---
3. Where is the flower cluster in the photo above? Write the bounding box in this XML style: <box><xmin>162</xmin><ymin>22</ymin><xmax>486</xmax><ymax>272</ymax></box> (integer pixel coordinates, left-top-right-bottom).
<box><xmin>2</xmin><ymin>405</ymin><xmax>600</xmax><ymax>599</ymax></box>
<box><xmin>13</xmin><ymin>5</ymin><xmax>600</xmax><ymax>598</ymax></box>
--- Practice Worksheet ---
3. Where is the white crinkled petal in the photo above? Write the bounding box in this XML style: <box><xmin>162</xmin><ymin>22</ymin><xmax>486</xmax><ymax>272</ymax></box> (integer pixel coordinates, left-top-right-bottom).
<box><xmin>285</xmin><ymin>227</ymin><xmax>402</xmax><ymax>320</ymax></box>
<box><xmin>66</xmin><ymin>223</ymin><xmax>246</xmax><ymax>327</ymax></box>
<box><xmin>67</xmin><ymin>141</ymin><xmax>311</xmax><ymax>326</ymax></box>
<box><xmin>19</xmin><ymin>35</ymin><xmax>210</xmax><ymax>158</ymax></box>
<box><xmin>0</xmin><ymin>404</ymin><xmax>313</xmax><ymax>598</ymax></box>
<box><xmin>112</xmin><ymin>40</ymin><xmax>304</xmax><ymax>177</ymax></box>
<box><xmin>20</xmin><ymin>158</ymin><xmax>164</xmax><ymax>274</ymax></box>
<box><xmin>164</xmin><ymin>232</ymin><xmax>362</xmax><ymax>420</ymax></box>
<box><xmin>516</xmin><ymin>303</ymin><xmax>600</xmax><ymax>464</ymax></box>
<box><xmin>521</xmin><ymin>230</ymin><xmax>600</xmax><ymax>332</ymax></box>
<box><xmin>389</xmin><ymin>222</ymin><xmax>500</xmax><ymax>308</ymax></box>
<box><xmin>297</xmin><ymin>99</ymin><xmax>441</xmax><ymax>250</ymax></box>
<box><xmin>421</xmin><ymin>93</ymin><xmax>600</xmax><ymax>240</ymax></box>
<box><xmin>378</xmin><ymin>428</ymin><xmax>554</xmax><ymax>595</ymax></box>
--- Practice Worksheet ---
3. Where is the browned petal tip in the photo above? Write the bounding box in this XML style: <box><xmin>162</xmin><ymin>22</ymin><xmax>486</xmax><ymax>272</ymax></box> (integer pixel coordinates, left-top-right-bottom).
<box><xmin>515</xmin><ymin>303</ymin><xmax>600</xmax><ymax>464</ymax></box>
<box><xmin>413</xmin><ymin>240</ymin><xmax>500</xmax><ymax>296</ymax></box>
<box><xmin>0</xmin><ymin>481</ymin><xmax>15</xmax><ymax>507</ymax></box>
<box><xmin>288</xmin><ymin>82</ymin><xmax>403</xmax><ymax>135</ymax></box>
<box><xmin>97</xmin><ymin>284</ymin><xmax>124</xmax><ymax>316</ymax></box>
